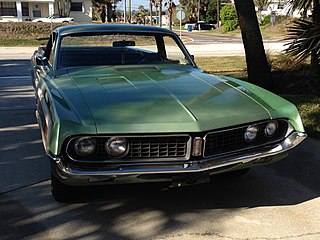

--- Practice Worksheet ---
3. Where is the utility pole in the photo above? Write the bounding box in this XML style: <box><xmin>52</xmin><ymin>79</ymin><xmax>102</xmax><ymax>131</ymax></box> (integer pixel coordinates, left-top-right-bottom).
<box><xmin>197</xmin><ymin>0</ymin><xmax>200</xmax><ymax>22</ymax></box>
<box><xmin>217</xmin><ymin>0</ymin><xmax>220</xmax><ymax>28</ymax></box>
<box><xmin>128</xmin><ymin>0</ymin><xmax>131</xmax><ymax>23</ymax></box>
<box><xmin>124</xmin><ymin>0</ymin><xmax>127</xmax><ymax>23</ymax></box>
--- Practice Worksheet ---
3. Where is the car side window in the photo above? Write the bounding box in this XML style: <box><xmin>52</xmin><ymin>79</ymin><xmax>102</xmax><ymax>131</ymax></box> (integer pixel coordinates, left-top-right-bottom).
<box><xmin>44</xmin><ymin>32</ymin><xmax>56</xmax><ymax>66</ymax></box>
<box><xmin>163</xmin><ymin>36</ymin><xmax>190</xmax><ymax>65</ymax></box>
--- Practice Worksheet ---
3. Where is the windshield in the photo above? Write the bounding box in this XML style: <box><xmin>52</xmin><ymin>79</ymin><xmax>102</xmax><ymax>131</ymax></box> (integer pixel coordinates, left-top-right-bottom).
<box><xmin>58</xmin><ymin>33</ymin><xmax>192</xmax><ymax>68</ymax></box>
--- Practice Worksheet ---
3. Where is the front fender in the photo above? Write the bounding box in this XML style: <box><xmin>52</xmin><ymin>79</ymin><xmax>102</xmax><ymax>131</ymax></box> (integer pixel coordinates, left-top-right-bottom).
<box><xmin>221</xmin><ymin>76</ymin><xmax>305</xmax><ymax>133</ymax></box>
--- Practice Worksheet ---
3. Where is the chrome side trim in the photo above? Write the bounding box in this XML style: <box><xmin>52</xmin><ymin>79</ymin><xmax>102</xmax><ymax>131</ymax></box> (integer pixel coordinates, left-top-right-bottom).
<box><xmin>53</xmin><ymin>131</ymin><xmax>307</xmax><ymax>178</ymax></box>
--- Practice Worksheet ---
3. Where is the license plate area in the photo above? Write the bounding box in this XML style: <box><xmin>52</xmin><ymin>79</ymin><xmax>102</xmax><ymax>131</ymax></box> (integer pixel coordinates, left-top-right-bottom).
<box><xmin>171</xmin><ymin>172</ymin><xmax>210</xmax><ymax>188</ymax></box>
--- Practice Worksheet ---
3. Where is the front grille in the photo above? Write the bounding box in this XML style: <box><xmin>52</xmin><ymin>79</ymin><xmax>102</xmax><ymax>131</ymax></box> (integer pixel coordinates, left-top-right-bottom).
<box><xmin>127</xmin><ymin>137</ymin><xmax>188</xmax><ymax>158</ymax></box>
<box><xmin>204</xmin><ymin>120</ymin><xmax>288</xmax><ymax>157</ymax></box>
<box><xmin>66</xmin><ymin>135</ymin><xmax>191</xmax><ymax>162</ymax></box>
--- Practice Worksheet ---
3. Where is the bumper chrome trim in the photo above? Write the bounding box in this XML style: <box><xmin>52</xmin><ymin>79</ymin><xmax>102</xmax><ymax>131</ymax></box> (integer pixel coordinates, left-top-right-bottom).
<box><xmin>52</xmin><ymin>131</ymin><xmax>307</xmax><ymax>178</ymax></box>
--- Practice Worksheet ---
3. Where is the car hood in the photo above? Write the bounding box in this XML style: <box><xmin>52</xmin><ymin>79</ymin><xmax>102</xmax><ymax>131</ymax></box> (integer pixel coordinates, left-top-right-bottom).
<box><xmin>64</xmin><ymin>65</ymin><xmax>271</xmax><ymax>134</ymax></box>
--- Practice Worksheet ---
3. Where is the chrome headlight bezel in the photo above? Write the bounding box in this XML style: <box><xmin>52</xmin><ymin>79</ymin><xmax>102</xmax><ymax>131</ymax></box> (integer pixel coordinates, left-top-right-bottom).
<box><xmin>105</xmin><ymin>137</ymin><xmax>129</xmax><ymax>157</ymax></box>
<box><xmin>265</xmin><ymin>121</ymin><xmax>278</xmax><ymax>137</ymax></box>
<box><xmin>74</xmin><ymin>137</ymin><xmax>96</xmax><ymax>156</ymax></box>
<box><xmin>244</xmin><ymin>125</ymin><xmax>259</xmax><ymax>142</ymax></box>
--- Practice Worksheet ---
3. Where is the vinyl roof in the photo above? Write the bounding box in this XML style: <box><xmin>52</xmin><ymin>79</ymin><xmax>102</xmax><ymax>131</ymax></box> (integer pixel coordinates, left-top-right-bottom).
<box><xmin>55</xmin><ymin>24</ymin><xmax>175</xmax><ymax>35</ymax></box>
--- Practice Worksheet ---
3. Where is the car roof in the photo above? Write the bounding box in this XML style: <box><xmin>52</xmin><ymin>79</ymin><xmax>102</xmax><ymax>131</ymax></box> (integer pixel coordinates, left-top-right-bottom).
<box><xmin>55</xmin><ymin>24</ymin><xmax>175</xmax><ymax>36</ymax></box>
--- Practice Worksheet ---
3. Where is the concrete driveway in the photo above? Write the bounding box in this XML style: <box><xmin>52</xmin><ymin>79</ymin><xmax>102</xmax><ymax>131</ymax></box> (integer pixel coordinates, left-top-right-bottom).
<box><xmin>0</xmin><ymin>58</ymin><xmax>319</xmax><ymax>239</ymax></box>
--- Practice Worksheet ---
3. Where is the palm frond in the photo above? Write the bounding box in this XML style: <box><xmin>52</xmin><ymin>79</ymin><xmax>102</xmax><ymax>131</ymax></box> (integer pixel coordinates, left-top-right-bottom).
<box><xmin>285</xmin><ymin>19</ymin><xmax>320</xmax><ymax>62</ymax></box>
<box><xmin>286</xmin><ymin>0</ymin><xmax>314</xmax><ymax>15</ymax></box>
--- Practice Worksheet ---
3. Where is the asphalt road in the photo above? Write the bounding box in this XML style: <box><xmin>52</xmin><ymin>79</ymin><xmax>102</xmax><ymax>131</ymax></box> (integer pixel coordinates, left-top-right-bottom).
<box><xmin>176</xmin><ymin>30</ymin><xmax>243</xmax><ymax>45</ymax></box>
<box><xmin>0</xmin><ymin>31</ymin><xmax>288</xmax><ymax>59</ymax></box>
<box><xmin>0</xmin><ymin>60</ymin><xmax>320</xmax><ymax>240</ymax></box>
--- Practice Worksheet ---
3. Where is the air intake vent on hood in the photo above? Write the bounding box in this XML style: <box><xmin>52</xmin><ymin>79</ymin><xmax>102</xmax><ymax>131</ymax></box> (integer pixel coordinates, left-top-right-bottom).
<box><xmin>114</xmin><ymin>66</ymin><xmax>160</xmax><ymax>72</ymax></box>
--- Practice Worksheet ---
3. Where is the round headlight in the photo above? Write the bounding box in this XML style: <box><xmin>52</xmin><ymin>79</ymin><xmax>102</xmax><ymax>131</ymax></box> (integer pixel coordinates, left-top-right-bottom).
<box><xmin>265</xmin><ymin>121</ymin><xmax>278</xmax><ymax>136</ymax></box>
<box><xmin>244</xmin><ymin>125</ymin><xmax>259</xmax><ymax>142</ymax></box>
<box><xmin>105</xmin><ymin>137</ymin><xmax>128</xmax><ymax>157</ymax></box>
<box><xmin>74</xmin><ymin>137</ymin><xmax>96</xmax><ymax>156</ymax></box>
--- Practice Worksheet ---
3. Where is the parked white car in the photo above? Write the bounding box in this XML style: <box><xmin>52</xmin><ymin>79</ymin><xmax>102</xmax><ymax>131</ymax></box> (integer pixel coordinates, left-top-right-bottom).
<box><xmin>32</xmin><ymin>14</ymin><xmax>74</xmax><ymax>23</ymax></box>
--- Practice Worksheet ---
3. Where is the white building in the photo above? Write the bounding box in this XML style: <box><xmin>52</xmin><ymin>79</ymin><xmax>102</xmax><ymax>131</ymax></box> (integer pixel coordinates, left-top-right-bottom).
<box><xmin>0</xmin><ymin>0</ymin><xmax>92</xmax><ymax>22</ymax></box>
<box><xmin>259</xmin><ymin>0</ymin><xmax>311</xmax><ymax>18</ymax></box>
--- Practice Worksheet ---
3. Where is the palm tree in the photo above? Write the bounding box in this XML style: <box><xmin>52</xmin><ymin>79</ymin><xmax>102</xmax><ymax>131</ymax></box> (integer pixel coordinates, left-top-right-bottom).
<box><xmin>165</xmin><ymin>0</ymin><xmax>176</xmax><ymax>30</ymax></box>
<box><xmin>180</xmin><ymin>0</ymin><xmax>198</xmax><ymax>22</ymax></box>
<box><xmin>153</xmin><ymin>0</ymin><xmax>163</xmax><ymax>26</ymax></box>
<box><xmin>56</xmin><ymin>0</ymin><xmax>71</xmax><ymax>17</ymax></box>
<box><xmin>253</xmin><ymin>0</ymin><xmax>271</xmax><ymax>12</ymax></box>
<box><xmin>159</xmin><ymin>0</ymin><xmax>163</xmax><ymax>27</ymax></box>
<box><xmin>234</xmin><ymin>0</ymin><xmax>271</xmax><ymax>89</ymax></box>
<box><xmin>137</xmin><ymin>5</ymin><xmax>148</xmax><ymax>24</ymax></box>
<box><xmin>285</xmin><ymin>0</ymin><xmax>320</xmax><ymax>69</ymax></box>
<box><xmin>93</xmin><ymin>0</ymin><xmax>121</xmax><ymax>22</ymax></box>
<box><xmin>150</xmin><ymin>0</ymin><xmax>153</xmax><ymax>25</ymax></box>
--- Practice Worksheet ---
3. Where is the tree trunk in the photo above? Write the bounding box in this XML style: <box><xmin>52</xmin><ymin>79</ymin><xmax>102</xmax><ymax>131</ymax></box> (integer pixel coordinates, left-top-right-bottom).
<box><xmin>159</xmin><ymin>0</ymin><xmax>162</xmax><ymax>27</ymax></box>
<box><xmin>234</xmin><ymin>0</ymin><xmax>271</xmax><ymax>89</ymax></box>
<box><xmin>106</xmin><ymin>2</ymin><xmax>112</xmax><ymax>22</ymax></box>
<box><xmin>150</xmin><ymin>0</ymin><xmax>153</xmax><ymax>25</ymax></box>
<box><xmin>58</xmin><ymin>0</ymin><xmax>71</xmax><ymax>17</ymax></box>
<box><xmin>169</xmin><ymin>0</ymin><xmax>173</xmax><ymax>30</ymax></box>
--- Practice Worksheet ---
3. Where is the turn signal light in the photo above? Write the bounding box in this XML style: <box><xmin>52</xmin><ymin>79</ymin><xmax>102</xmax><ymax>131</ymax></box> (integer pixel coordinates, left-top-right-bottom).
<box><xmin>192</xmin><ymin>137</ymin><xmax>203</xmax><ymax>156</ymax></box>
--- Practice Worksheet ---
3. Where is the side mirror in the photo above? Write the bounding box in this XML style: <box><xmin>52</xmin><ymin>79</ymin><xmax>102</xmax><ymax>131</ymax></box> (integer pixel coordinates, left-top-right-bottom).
<box><xmin>36</xmin><ymin>53</ymin><xmax>49</xmax><ymax>66</ymax></box>
<box><xmin>190</xmin><ymin>55</ymin><xmax>195</xmax><ymax>61</ymax></box>
<box><xmin>38</xmin><ymin>46</ymin><xmax>47</xmax><ymax>55</ymax></box>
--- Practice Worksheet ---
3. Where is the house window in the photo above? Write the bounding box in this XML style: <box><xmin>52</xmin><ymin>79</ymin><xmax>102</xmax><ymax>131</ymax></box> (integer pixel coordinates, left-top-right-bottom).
<box><xmin>0</xmin><ymin>2</ymin><xmax>17</xmax><ymax>16</ymax></box>
<box><xmin>70</xmin><ymin>2</ymin><xmax>82</xmax><ymax>11</ymax></box>
<box><xmin>22</xmin><ymin>2</ymin><xmax>29</xmax><ymax>16</ymax></box>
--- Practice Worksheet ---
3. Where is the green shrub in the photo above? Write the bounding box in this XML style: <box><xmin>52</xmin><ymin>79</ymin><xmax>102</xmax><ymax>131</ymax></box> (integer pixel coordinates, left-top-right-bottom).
<box><xmin>257</xmin><ymin>14</ymin><xmax>270</xmax><ymax>26</ymax></box>
<box><xmin>0</xmin><ymin>22</ymin><xmax>73</xmax><ymax>46</ymax></box>
<box><xmin>220</xmin><ymin>4</ymin><xmax>238</xmax><ymax>32</ymax></box>
<box><xmin>222</xmin><ymin>19</ymin><xmax>238</xmax><ymax>32</ymax></box>
<box><xmin>257</xmin><ymin>14</ymin><xmax>287</xmax><ymax>26</ymax></box>
<box><xmin>0</xmin><ymin>22</ymin><xmax>70</xmax><ymax>38</ymax></box>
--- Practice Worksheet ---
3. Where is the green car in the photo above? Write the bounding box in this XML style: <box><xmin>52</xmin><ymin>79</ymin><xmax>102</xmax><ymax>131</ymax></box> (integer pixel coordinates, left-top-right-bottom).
<box><xmin>31</xmin><ymin>24</ymin><xmax>307</xmax><ymax>202</ymax></box>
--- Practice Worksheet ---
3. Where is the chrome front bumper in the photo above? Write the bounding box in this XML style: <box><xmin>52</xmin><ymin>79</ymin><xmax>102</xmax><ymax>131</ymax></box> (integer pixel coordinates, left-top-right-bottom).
<box><xmin>51</xmin><ymin>131</ymin><xmax>307</xmax><ymax>183</ymax></box>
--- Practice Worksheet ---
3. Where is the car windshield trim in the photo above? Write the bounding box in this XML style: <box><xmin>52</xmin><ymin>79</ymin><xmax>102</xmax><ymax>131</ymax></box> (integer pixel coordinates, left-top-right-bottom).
<box><xmin>56</xmin><ymin>31</ymin><xmax>196</xmax><ymax>69</ymax></box>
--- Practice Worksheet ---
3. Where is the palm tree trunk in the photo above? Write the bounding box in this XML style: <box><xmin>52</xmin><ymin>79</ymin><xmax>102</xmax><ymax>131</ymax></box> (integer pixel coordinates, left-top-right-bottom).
<box><xmin>168</xmin><ymin>0</ymin><xmax>173</xmax><ymax>30</ymax></box>
<box><xmin>106</xmin><ymin>2</ymin><xmax>112</xmax><ymax>22</ymax></box>
<box><xmin>234</xmin><ymin>0</ymin><xmax>271</xmax><ymax>89</ymax></box>
<box><xmin>159</xmin><ymin>0</ymin><xmax>162</xmax><ymax>27</ymax></box>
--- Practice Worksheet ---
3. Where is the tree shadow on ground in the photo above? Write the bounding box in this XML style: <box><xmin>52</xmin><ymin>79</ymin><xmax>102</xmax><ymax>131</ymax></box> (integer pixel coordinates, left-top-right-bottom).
<box><xmin>1</xmin><ymin>140</ymin><xmax>319</xmax><ymax>240</ymax></box>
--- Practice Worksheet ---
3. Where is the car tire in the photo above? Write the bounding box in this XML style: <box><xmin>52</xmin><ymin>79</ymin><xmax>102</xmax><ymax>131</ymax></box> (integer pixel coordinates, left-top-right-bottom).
<box><xmin>37</xmin><ymin>21</ymin><xmax>42</xmax><ymax>23</ymax></box>
<box><xmin>51</xmin><ymin>174</ymin><xmax>78</xmax><ymax>203</ymax></box>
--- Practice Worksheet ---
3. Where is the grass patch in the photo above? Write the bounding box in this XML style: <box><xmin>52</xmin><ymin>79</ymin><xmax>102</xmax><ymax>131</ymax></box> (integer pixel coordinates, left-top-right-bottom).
<box><xmin>195</xmin><ymin>56</ymin><xmax>246</xmax><ymax>72</ymax></box>
<box><xmin>0</xmin><ymin>22</ymin><xmax>69</xmax><ymax>46</ymax></box>
<box><xmin>282</xmin><ymin>95</ymin><xmax>320</xmax><ymax>138</ymax></box>
<box><xmin>0</xmin><ymin>38</ymin><xmax>47</xmax><ymax>46</ymax></box>
<box><xmin>259</xmin><ymin>19</ymin><xmax>291</xmax><ymax>39</ymax></box>
<box><xmin>195</xmin><ymin>56</ymin><xmax>247</xmax><ymax>79</ymax></box>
